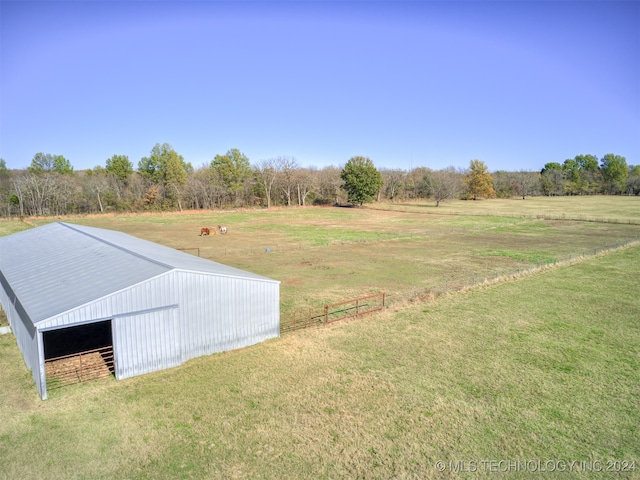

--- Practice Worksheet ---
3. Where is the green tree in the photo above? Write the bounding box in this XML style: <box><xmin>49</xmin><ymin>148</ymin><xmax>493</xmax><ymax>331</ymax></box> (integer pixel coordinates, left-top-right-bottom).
<box><xmin>137</xmin><ymin>144</ymin><xmax>191</xmax><ymax>210</ymax></box>
<box><xmin>138</xmin><ymin>143</ymin><xmax>191</xmax><ymax>183</ymax></box>
<box><xmin>575</xmin><ymin>154</ymin><xmax>600</xmax><ymax>194</ymax></box>
<box><xmin>540</xmin><ymin>162</ymin><xmax>565</xmax><ymax>196</ymax></box>
<box><xmin>139</xmin><ymin>143</ymin><xmax>171</xmax><ymax>183</ymax></box>
<box><xmin>562</xmin><ymin>158</ymin><xmax>582</xmax><ymax>194</ymax></box>
<box><xmin>562</xmin><ymin>154</ymin><xmax>600</xmax><ymax>194</ymax></box>
<box><xmin>164</xmin><ymin>151</ymin><xmax>188</xmax><ymax>210</ymax></box>
<box><xmin>465</xmin><ymin>159</ymin><xmax>496</xmax><ymax>200</ymax></box>
<box><xmin>627</xmin><ymin>165</ymin><xmax>640</xmax><ymax>195</ymax></box>
<box><xmin>211</xmin><ymin>148</ymin><xmax>252</xmax><ymax>205</ymax></box>
<box><xmin>29</xmin><ymin>153</ymin><xmax>73</xmax><ymax>174</ymax></box>
<box><xmin>600</xmin><ymin>154</ymin><xmax>628</xmax><ymax>194</ymax></box>
<box><xmin>106</xmin><ymin>155</ymin><xmax>134</xmax><ymax>181</ymax></box>
<box><xmin>340</xmin><ymin>156</ymin><xmax>383</xmax><ymax>205</ymax></box>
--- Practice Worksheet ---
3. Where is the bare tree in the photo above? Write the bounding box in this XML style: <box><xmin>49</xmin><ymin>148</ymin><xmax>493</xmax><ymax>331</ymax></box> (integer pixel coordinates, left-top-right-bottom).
<box><xmin>14</xmin><ymin>172</ymin><xmax>59</xmax><ymax>215</ymax></box>
<box><xmin>85</xmin><ymin>171</ymin><xmax>110</xmax><ymax>213</ymax></box>
<box><xmin>421</xmin><ymin>167</ymin><xmax>461</xmax><ymax>206</ymax></box>
<box><xmin>380</xmin><ymin>169</ymin><xmax>406</xmax><ymax>201</ymax></box>
<box><xmin>405</xmin><ymin>167</ymin><xmax>429</xmax><ymax>200</ymax></box>
<box><xmin>275</xmin><ymin>156</ymin><xmax>299</xmax><ymax>206</ymax></box>
<box><xmin>255</xmin><ymin>158</ymin><xmax>279</xmax><ymax>208</ymax></box>
<box><xmin>316</xmin><ymin>166</ymin><xmax>345</xmax><ymax>204</ymax></box>
<box><xmin>11</xmin><ymin>173</ymin><xmax>27</xmax><ymax>217</ymax></box>
<box><xmin>514</xmin><ymin>170</ymin><xmax>540</xmax><ymax>199</ymax></box>
<box><xmin>294</xmin><ymin>167</ymin><xmax>316</xmax><ymax>206</ymax></box>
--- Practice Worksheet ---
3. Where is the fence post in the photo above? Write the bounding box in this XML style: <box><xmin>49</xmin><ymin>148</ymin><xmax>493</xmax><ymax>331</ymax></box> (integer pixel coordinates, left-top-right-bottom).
<box><xmin>324</xmin><ymin>305</ymin><xmax>329</xmax><ymax>324</ymax></box>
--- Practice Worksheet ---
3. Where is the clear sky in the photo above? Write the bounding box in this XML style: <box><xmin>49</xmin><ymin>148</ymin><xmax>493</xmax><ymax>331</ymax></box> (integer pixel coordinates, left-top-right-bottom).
<box><xmin>1</xmin><ymin>0</ymin><xmax>638</xmax><ymax>172</ymax></box>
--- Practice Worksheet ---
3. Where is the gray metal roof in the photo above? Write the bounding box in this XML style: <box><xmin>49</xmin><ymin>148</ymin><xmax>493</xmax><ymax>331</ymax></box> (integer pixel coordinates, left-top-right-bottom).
<box><xmin>0</xmin><ymin>222</ymin><xmax>277</xmax><ymax>326</ymax></box>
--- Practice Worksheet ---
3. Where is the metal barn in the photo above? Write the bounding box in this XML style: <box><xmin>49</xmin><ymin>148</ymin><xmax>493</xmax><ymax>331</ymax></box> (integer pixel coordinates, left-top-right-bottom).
<box><xmin>0</xmin><ymin>222</ymin><xmax>280</xmax><ymax>399</ymax></box>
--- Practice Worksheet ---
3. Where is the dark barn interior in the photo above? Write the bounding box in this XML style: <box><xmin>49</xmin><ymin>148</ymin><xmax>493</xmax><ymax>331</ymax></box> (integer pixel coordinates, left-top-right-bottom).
<box><xmin>43</xmin><ymin>320</ymin><xmax>113</xmax><ymax>360</ymax></box>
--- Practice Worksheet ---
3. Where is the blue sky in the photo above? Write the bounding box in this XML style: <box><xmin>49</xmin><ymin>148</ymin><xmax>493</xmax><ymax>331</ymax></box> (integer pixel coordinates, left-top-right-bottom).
<box><xmin>1</xmin><ymin>1</ymin><xmax>638</xmax><ymax>172</ymax></box>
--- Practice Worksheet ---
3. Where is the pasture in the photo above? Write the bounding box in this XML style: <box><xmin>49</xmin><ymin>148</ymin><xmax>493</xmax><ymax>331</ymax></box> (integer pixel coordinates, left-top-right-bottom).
<box><xmin>4</xmin><ymin>196</ymin><xmax>638</xmax><ymax>316</ymax></box>
<box><xmin>0</xmin><ymin>196</ymin><xmax>639</xmax><ymax>478</ymax></box>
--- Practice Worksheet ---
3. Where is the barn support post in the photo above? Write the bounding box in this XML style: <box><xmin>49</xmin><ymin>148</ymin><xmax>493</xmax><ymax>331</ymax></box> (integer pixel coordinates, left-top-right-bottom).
<box><xmin>37</xmin><ymin>329</ymin><xmax>48</xmax><ymax>400</ymax></box>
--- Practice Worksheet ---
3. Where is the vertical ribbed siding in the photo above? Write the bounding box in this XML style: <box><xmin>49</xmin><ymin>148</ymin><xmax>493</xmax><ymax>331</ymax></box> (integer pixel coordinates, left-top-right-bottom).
<box><xmin>113</xmin><ymin>307</ymin><xmax>180</xmax><ymax>379</ymax></box>
<box><xmin>0</xmin><ymin>281</ymin><xmax>44</xmax><ymax>396</ymax></box>
<box><xmin>175</xmin><ymin>271</ymin><xmax>280</xmax><ymax>359</ymax></box>
<box><xmin>33</xmin><ymin>270</ymin><xmax>279</xmax><ymax>384</ymax></box>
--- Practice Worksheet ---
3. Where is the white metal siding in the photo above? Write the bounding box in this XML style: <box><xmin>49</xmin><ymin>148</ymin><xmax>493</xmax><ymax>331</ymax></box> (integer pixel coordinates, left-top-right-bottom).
<box><xmin>0</xmin><ymin>282</ymin><xmax>44</xmax><ymax>396</ymax></box>
<box><xmin>36</xmin><ymin>270</ymin><xmax>279</xmax><ymax>385</ymax></box>
<box><xmin>176</xmin><ymin>271</ymin><xmax>280</xmax><ymax>357</ymax></box>
<box><xmin>113</xmin><ymin>307</ymin><xmax>181</xmax><ymax>379</ymax></box>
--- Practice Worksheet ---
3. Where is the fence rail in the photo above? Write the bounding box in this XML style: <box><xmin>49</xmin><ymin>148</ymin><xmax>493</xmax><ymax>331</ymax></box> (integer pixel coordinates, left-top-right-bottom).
<box><xmin>281</xmin><ymin>293</ymin><xmax>385</xmax><ymax>334</ymax></box>
<box><xmin>45</xmin><ymin>346</ymin><xmax>115</xmax><ymax>389</ymax></box>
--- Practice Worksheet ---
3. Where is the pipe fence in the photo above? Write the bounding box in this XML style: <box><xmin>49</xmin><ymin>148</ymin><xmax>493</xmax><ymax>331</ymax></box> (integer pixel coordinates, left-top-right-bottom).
<box><xmin>281</xmin><ymin>293</ymin><xmax>386</xmax><ymax>335</ymax></box>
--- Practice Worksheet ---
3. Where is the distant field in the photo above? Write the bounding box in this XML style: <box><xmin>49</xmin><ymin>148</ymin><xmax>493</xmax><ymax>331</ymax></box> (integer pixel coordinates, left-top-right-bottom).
<box><xmin>1</xmin><ymin>196</ymin><xmax>637</xmax><ymax>313</ymax></box>
<box><xmin>0</xmin><ymin>197</ymin><xmax>639</xmax><ymax>478</ymax></box>
<box><xmin>374</xmin><ymin>196</ymin><xmax>640</xmax><ymax>223</ymax></box>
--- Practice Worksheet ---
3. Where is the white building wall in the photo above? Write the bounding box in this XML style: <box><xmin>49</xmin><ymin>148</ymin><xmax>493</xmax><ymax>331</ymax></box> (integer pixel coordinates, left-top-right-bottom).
<box><xmin>113</xmin><ymin>307</ymin><xmax>181</xmax><ymax>379</ymax></box>
<box><xmin>176</xmin><ymin>271</ymin><xmax>280</xmax><ymax>358</ymax></box>
<box><xmin>34</xmin><ymin>270</ymin><xmax>280</xmax><ymax>386</ymax></box>
<box><xmin>0</xmin><ymin>282</ymin><xmax>43</xmax><ymax>397</ymax></box>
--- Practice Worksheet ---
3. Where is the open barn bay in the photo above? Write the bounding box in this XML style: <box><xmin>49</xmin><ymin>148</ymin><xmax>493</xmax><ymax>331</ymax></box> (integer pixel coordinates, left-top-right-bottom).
<box><xmin>1</xmin><ymin>197</ymin><xmax>638</xmax><ymax>478</ymax></box>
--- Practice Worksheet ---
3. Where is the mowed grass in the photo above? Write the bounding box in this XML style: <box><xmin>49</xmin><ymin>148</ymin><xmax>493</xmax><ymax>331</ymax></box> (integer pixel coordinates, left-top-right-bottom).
<box><xmin>0</xmin><ymin>242</ymin><xmax>638</xmax><ymax>478</ymax></box>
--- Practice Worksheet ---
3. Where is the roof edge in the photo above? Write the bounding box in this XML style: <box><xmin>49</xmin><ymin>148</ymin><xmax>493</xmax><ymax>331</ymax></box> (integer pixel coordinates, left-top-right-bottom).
<box><xmin>172</xmin><ymin>268</ymin><xmax>280</xmax><ymax>284</ymax></box>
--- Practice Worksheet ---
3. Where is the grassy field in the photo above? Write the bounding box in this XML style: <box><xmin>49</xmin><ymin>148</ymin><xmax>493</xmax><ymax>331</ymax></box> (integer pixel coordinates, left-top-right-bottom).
<box><xmin>2</xmin><ymin>196</ymin><xmax>638</xmax><ymax>314</ymax></box>
<box><xmin>373</xmin><ymin>196</ymin><xmax>640</xmax><ymax>222</ymax></box>
<box><xmin>0</xmin><ymin>197</ymin><xmax>639</xmax><ymax>478</ymax></box>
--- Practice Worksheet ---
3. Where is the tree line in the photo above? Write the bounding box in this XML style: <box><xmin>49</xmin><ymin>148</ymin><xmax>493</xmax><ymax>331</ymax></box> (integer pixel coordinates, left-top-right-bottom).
<box><xmin>0</xmin><ymin>146</ymin><xmax>637</xmax><ymax>217</ymax></box>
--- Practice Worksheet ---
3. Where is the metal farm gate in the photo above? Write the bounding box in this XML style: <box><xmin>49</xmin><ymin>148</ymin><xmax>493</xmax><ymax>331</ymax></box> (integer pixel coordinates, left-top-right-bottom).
<box><xmin>45</xmin><ymin>346</ymin><xmax>115</xmax><ymax>389</ymax></box>
<box><xmin>280</xmin><ymin>292</ymin><xmax>385</xmax><ymax>334</ymax></box>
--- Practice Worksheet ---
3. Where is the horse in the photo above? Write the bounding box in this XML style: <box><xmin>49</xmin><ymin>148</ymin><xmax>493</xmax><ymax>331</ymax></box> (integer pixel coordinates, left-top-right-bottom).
<box><xmin>218</xmin><ymin>225</ymin><xmax>228</xmax><ymax>234</ymax></box>
<box><xmin>200</xmin><ymin>227</ymin><xmax>211</xmax><ymax>236</ymax></box>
